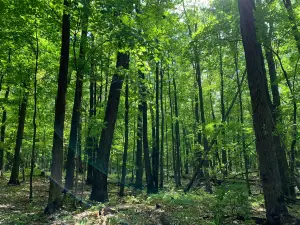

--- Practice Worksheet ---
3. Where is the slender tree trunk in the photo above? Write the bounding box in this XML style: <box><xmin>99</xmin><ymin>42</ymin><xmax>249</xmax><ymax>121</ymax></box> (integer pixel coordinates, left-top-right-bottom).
<box><xmin>0</xmin><ymin>50</ymin><xmax>10</xmax><ymax>176</ymax></box>
<box><xmin>135</xmin><ymin>85</ymin><xmax>143</xmax><ymax>189</ymax></box>
<box><xmin>45</xmin><ymin>0</ymin><xmax>70</xmax><ymax>213</ymax></box>
<box><xmin>90</xmin><ymin>52</ymin><xmax>129</xmax><ymax>202</ymax></box>
<box><xmin>173</xmin><ymin>78</ymin><xmax>181</xmax><ymax>187</ymax></box>
<box><xmin>168</xmin><ymin>72</ymin><xmax>176</xmax><ymax>182</ymax></box>
<box><xmin>219</xmin><ymin>44</ymin><xmax>227</xmax><ymax>177</ymax></box>
<box><xmin>165</xmin><ymin>98</ymin><xmax>169</xmax><ymax>181</ymax></box>
<box><xmin>29</xmin><ymin>29</ymin><xmax>39</xmax><ymax>201</ymax></box>
<box><xmin>0</xmin><ymin>88</ymin><xmax>9</xmax><ymax>176</ymax></box>
<box><xmin>234</xmin><ymin>46</ymin><xmax>251</xmax><ymax>194</ymax></box>
<box><xmin>131</xmin><ymin>117</ymin><xmax>136</xmax><ymax>183</ymax></box>
<box><xmin>183</xmin><ymin>127</ymin><xmax>189</xmax><ymax>174</ymax></box>
<box><xmin>262</xmin><ymin>22</ymin><xmax>291</xmax><ymax>197</ymax></box>
<box><xmin>159</xmin><ymin>65</ymin><xmax>164</xmax><ymax>188</ymax></box>
<box><xmin>151</xmin><ymin>62</ymin><xmax>159</xmax><ymax>192</ymax></box>
<box><xmin>65</xmin><ymin>1</ymin><xmax>89</xmax><ymax>190</ymax></box>
<box><xmin>238</xmin><ymin>0</ymin><xmax>287</xmax><ymax>223</ymax></box>
<box><xmin>9</xmin><ymin>90</ymin><xmax>29</xmax><ymax>185</ymax></box>
<box><xmin>119</xmin><ymin>74</ymin><xmax>129</xmax><ymax>197</ymax></box>
<box><xmin>86</xmin><ymin>34</ymin><xmax>96</xmax><ymax>185</ymax></box>
<box><xmin>140</xmin><ymin>71</ymin><xmax>155</xmax><ymax>193</ymax></box>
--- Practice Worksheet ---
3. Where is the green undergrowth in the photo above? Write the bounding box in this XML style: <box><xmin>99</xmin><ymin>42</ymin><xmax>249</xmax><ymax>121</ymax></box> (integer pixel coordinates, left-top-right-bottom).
<box><xmin>1</xmin><ymin>175</ymin><xmax>299</xmax><ymax>225</ymax></box>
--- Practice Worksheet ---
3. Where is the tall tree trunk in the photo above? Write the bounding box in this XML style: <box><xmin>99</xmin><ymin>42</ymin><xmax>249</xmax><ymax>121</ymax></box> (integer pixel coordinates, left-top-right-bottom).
<box><xmin>219</xmin><ymin>44</ymin><xmax>227</xmax><ymax>177</ymax></box>
<box><xmin>165</xmin><ymin>98</ymin><xmax>169</xmax><ymax>181</ymax></box>
<box><xmin>9</xmin><ymin>90</ymin><xmax>29</xmax><ymax>185</ymax></box>
<box><xmin>90</xmin><ymin>52</ymin><xmax>129</xmax><ymax>202</ymax></box>
<box><xmin>152</xmin><ymin>62</ymin><xmax>159</xmax><ymax>192</ymax></box>
<box><xmin>183</xmin><ymin>127</ymin><xmax>189</xmax><ymax>174</ymax></box>
<box><xmin>29</xmin><ymin>29</ymin><xmax>39</xmax><ymax>201</ymax></box>
<box><xmin>140</xmin><ymin>71</ymin><xmax>155</xmax><ymax>193</ymax></box>
<box><xmin>234</xmin><ymin>45</ymin><xmax>251</xmax><ymax>194</ymax></box>
<box><xmin>135</xmin><ymin>79</ymin><xmax>143</xmax><ymax>189</ymax></box>
<box><xmin>65</xmin><ymin>0</ymin><xmax>89</xmax><ymax>190</ymax></box>
<box><xmin>0</xmin><ymin>88</ymin><xmax>9</xmax><ymax>176</ymax></box>
<box><xmin>238</xmin><ymin>0</ymin><xmax>287</xmax><ymax>223</ymax></box>
<box><xmin>173</xmin><ymin>78</ymin><xmax>181</xmax><ymax>187</ymax></box>
<box><xmin>86</xmin><ymin>34</ymin><xmax>96</xmax><ymax>185</ymax></box>
<box><xmin>45</xmin><ymin>0</ymin><xmax>70</xmax><ymax>213</ymax></box>
<box><xmin>159</xmin><ymin>65</ymin><xmax>164</xmax><ymax>188</ymax></box>
<box><xmin>131</xmin><ymin>118</ymin><xmax>136</xmax><ymax>183</ymax></box>
<box><xmin>168</xmin><ymin>72</ymin><xmax>176</xmax><ymax>182</ymax></box>
<box><xmin>119</xmin><ymin>74</ymin><xmax>129</xmax><ymax>197</ymax></box>
<box><xmin>262</xmin><ymin>22</ymin><xmax>291</xmax><ymax>197</ymax></box>
<box><xmin>0</xmin><ymin>50</ymin><xmax>10</xmax><ymax>176</ymax></box>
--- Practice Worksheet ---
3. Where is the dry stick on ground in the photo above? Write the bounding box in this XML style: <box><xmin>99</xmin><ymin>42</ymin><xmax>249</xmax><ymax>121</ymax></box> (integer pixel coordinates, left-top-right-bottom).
<box><xmin>185</xmin><ymin>69</ymin><xmax>246</xmax><ymax>192</ymax></box>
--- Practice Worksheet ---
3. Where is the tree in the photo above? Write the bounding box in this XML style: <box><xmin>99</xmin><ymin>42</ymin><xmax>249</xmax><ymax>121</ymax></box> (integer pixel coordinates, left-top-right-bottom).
<box><xmin>65</xmin><ymin>0</ymin><xmax>90</xmax><ymax>191</ymax></box>
<box><xmin>44</xmin><ymin>0</ymin><xmax>71</xmax><ymax>214</ymax></box>
<box><xmin>238</xmin><ymin>0</ymin><xmax>287</xmax><ymax>223</ymax></box>
<box><xmin>90</xmin><ymin>52</ymin><xmax>129</xmax><ymax>202</ymax></box>
<box><xmin>8</xmin><ymin>88</ymin><xmax>29</xmax><ymax>185</ymax></box>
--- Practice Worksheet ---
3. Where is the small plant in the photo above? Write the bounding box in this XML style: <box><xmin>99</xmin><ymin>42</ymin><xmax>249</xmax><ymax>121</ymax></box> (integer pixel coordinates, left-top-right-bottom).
<box><xmin>212</xmin><ymin>183</ymin><xmax>251</xmax><ymax>225</ymax></box>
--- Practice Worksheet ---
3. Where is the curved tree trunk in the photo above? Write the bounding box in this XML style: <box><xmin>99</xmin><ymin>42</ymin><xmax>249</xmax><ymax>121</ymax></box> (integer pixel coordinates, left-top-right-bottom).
<box><xmin>90</xmin><ymin>52</ymin><xmax>129</xmax><ymax>202</ymax></box>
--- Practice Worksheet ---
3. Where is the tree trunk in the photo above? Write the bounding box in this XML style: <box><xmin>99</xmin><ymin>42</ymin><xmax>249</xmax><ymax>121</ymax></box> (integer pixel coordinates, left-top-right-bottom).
<box><xmin>262</xmin><ymin>22</ymin><xmax>291</xmax><ymax>197</ymax></box>
<box><xmin>0</xmin><ymin>88</ymin><xmax>9</xmax><ymax>176</ymax></box>
<box><xmin>65</xmin><ymin>0</ymin><xmax>89</xmax><ymax>190</ymax></box>
<box><xmin>44</xmin><ymin>0</ymin><xmax>70</xmax><ymax>214</ymax></box>
<box><xmin>219</xmin><ymin>44</ymin><xmax>227</xmax><ymax>177</ymax></box>
<box><xmin>119</xmin><ymin>74</ymin><xmax>129</xmax><ymax>197</ymax></box>
<box><xmin>86</xmin><ymin>34</ymin><xmax>96</xmax><ymax>185</ymax></box>
<box><xmin>131</xmin><ymin>118</ymin><xmax>136</xmax><ymax>183</ymax></box>
<box><xmin>152</xmin><ymin>62</ymin><xmax>159</xmax><ymax>192</ymax></box>
<box><xmin>234</xmin><ymin>45</ymin><xmax>251</xmax><ymax>194</ymax></box>
<box><xmin>135</xmin><ymin>83</ymin><xmax>143</xmax><ymax>189</ymax></box>
<box><xmin>29</xmin><ymin>30</ymin><xmax>39</xmax><ymax>201</ymax></box>
<box><xmin>168</xmin><ymin>72</ymin><xmax>176</xmax><ymax>182</ymax></box>
<box><xmin>173</xmin><ymin>78</ymin><xmax>181</xmax><ymax>187</ymax></box>
<box><xmin>140</xmin><ymin>71</ymin><xmax>155</xmax><ymax>194</ymax></box>
<box><xmin>238</xmin><ymin>0</ymin><xmax>287</xmax><ymax>223</ymax></box>
<box><xmin>90</xmin><ymin>52</ymin><xmax>129</xmax><ymax>202</ymax></box>
<box><xmin>159</xmin><ymin>65</ymin><xmax>164</xmax><ymax>188</ymax></box>
<box><xmin>9</xmin><ymin>91</ymin><xmax>29</xmax><ymax>185</ymax></box>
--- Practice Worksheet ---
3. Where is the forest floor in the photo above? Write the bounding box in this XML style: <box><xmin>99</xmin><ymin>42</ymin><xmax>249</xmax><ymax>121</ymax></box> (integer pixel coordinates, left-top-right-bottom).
<box><xmin>0</xmin><ymin>172</ymin><xmax>300</xmax><ymax>225</ymax></box>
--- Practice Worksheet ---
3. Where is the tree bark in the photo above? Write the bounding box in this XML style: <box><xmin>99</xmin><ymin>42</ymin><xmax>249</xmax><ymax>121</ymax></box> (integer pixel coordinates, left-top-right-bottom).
<box><xmin>29</xmin><ymin>29</ymin><xmax>38</xmax><ymax>201</ymax></box>
<box><xmin>140</xmin><ymin>71</ymin><xmax>155</xmax><ymax>193</ymax></box>
<box><xmin>238</xmin><ymin>0</ymin><xmax>287</xmax><ymax>223</ymax></box>
<box><xmin>90</xmin><ymin>52</ymin><xmax>129</xmax><ymax>202</ymax></box>
<box><xmin>159</xmin><ymin>65</ymin><xmax>164</xmax><ymax>188</ymax></box>
<box><xmin>45</xmin><ymin>0</ymin><xmax>70</xmax><ymax>213</ymax></box>
<box><xmin>9</xmin><ymin>90</ymin><xmax>29</xmax><ymax>185</ymax></box>
<box><xmin>119</xmin><ymin>74</ymin><xmax>129</xmax><ymax>196</ymax></box>
<box><xmin>86</xmin><ymin>34</ymin><xmax>96</xmax><ymax>185</ymax></box>
<box><xmin>65</xmin><ymin>0</ymin><xmax>89</xmax><ymax>190</ymax></box>
<box><xmin>219</xmin><ymin>44</ymin><xmax>227</xmax><ymax>177</ymax></box>
<box><xmin>234</xmin><ymin>45</ymin><xmax>251</xmax><ymax>194</ymax></box>
<box><xmin>173</xmin><ymin>78</ymin><xmax>181</xmax><ymax>187</ymax></box>
<box><xmin>0</xmin><ymin>88</ymin><xmax>9</xmax><ymax>176</ymax></box>
<box><xmin>152</xmin><ymin>62</ymin><xmax>159</xmax><ymax>192</ymax></box>
<box><xmin>263</xmin><ymin>22</ymin><xmax>291</xmax><ymax>197</ymax></box>
<box><xmin>135</xmin><ymin>77</ymin><xmax>143</xmax><ymax>189</ymax></box>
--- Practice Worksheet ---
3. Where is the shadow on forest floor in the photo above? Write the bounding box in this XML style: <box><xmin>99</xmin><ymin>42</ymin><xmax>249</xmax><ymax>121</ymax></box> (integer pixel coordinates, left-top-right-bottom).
<box><xmin>0</xmin><ymin>173</ymin><xmax>300</xmax><ymax>225</ymax></box>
